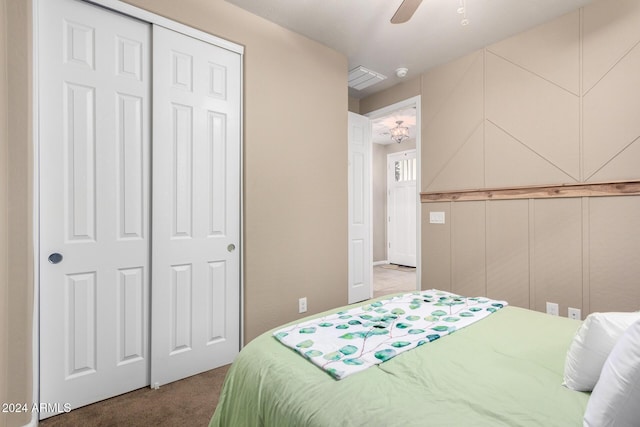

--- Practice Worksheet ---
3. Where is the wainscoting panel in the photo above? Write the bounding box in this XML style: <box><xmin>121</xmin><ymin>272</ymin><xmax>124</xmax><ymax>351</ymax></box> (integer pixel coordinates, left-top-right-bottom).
<box><xmin>451</xmin><ymin>201</ymin><xmax>486</xmax><ymax>298</ymax></box>
<box><xmin>486</xmin><ymin>200</ymin><xmax>529</xmax><ymax>309</ymax></box>
<box><xmin>589</xmin><ymin>197</ymin><xmax>640</xmax><ymax>312</ymax></box>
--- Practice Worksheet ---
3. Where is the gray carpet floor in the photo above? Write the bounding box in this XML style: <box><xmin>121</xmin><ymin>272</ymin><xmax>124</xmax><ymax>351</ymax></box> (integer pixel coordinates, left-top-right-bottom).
<box><xmin>39</xmin><ymin>364</ymin><xmax>230</xmax><ymax>427</ymax></box>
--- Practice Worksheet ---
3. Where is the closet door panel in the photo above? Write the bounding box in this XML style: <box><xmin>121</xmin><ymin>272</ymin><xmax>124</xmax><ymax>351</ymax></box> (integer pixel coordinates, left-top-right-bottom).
<box><xmin>151</xmin><ymin>25</ymin><xmax>241</xmax><ymax>386</ymax></box>
<box><xmin>39</xmin><ymin>0</ymin><xmax>151</xmax><ymax>418</ymax></box>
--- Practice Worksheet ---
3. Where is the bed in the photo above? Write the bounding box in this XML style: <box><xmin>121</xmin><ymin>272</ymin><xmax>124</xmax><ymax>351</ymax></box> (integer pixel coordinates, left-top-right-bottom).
<box><xmin>210</xmin><ymin>292</ymin><xmax>590</xmax><ymax>427</ymax></box>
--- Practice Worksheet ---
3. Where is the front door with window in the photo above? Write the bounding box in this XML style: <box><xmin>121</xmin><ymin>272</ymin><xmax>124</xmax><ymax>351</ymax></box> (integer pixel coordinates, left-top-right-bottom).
<box><xmin>387</xmin><ymin>150</ymin><xmax>417</xmax><ymax>267</ymax></box>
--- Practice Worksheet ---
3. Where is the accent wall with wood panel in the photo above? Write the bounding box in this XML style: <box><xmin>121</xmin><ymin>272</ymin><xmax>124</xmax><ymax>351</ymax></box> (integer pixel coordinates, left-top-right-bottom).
<box><xmin>362</xmin><ymin>0</ymin><xmax>640</xmax><ymax>317</ymax></box>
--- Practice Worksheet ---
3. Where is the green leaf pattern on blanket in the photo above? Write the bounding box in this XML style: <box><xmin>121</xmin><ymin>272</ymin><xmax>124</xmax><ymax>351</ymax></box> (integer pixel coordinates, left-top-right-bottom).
<box><xmin>304</xmin><ymin>350</ymin><xmax>323</xmax><ymax>358</ymax></box>
<box><xmin>323</xmin><ymin>351</ymin><xmax>342</xmax><ymax>361</ymax></box>
<box><xmin>339</xmin><ymin>345</ymin><xmax>358</xmax><ymax>355</ymax></box>
<box><xmin>368</xmin><ymin>328</ymin><xmax>389</xmax><ymax>336</ymax></box>
<box><xmin>375</xmin><ymin>349</ymin><xmax>396</xmax><ymax>361</ymax></box>
<box><xmin>273</xmin><ymin>290</ymin><xmax>507</xmax><ymax>380</ymax></box>
<box><xmin>426</xmin><ymin>334</ymin><xmax>441</xmax><ymax>342</ymax></box>
<box><xmin>296</xmin><ymin>340</ymin><xmax>313</xmax><ymax>348</ymax></box>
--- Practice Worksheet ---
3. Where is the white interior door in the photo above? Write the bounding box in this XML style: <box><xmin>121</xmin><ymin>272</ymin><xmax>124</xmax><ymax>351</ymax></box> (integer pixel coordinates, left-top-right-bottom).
<box><xmin>151</xmin><ymin>25</ymin><xmax>241</xmax><ymax>386</ymax></box>
<box><xmin>39</xmin><ymin>0</ymin><xmax>151</xmax><ymax>418</ymax></box>
<box><xmin>387</xmin><ymin>150</ymin><xmax>417</xmax><ymax>267</ymax></box>
<box><xmin>348</xmin><ymin>112</ymin><xmax>372</xmax><ymax>303</ymax></box>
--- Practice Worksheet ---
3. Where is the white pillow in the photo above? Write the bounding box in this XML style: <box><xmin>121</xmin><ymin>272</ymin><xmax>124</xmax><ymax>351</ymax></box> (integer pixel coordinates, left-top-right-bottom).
<box><xmin>563</xmin><ymin>311</ymin><xmax>640</xmax><ymax>391</ymax></box>
<box><xmin>583</xmin><ymin>318</ymin><xmax>640</xmax><ymax>427</ymax></box>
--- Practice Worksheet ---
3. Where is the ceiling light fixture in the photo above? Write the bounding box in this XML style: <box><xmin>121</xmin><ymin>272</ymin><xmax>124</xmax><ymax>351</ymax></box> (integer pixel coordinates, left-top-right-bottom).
<box><xmin>389</xmin><ymin>120</ymin><xmax>409</xmax><ymax>144</ymax></box>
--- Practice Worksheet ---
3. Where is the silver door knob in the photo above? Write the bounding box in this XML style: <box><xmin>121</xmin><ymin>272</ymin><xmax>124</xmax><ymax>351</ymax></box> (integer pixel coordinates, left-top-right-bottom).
<box><xmin>227</xmin><ymin>244</ymin><xmax>236</xmax><ymax>253</ymax></box>
<box><xmin>48</xmin><ymin>253</ymin><xmax>63</xmax><ymax>264</ymax></box>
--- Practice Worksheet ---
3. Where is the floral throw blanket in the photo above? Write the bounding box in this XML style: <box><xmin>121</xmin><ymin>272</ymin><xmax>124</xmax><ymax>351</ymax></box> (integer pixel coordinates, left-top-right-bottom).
<box><xmin>273</xmin><ymin>290</ymin><xmax>508</xmax><ymax>380</ymax></box>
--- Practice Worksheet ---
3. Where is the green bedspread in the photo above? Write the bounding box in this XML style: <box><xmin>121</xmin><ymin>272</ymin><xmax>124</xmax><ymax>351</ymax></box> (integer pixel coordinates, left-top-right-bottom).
<box><xmin>273</xmin><ymin>291</ymin><xmax>508</xmax><ymax>379</ymax></box>
<box><xmin>210</xmin><ymin>304</ymin><xmax>589</xmax><ymax>427</ymax></box>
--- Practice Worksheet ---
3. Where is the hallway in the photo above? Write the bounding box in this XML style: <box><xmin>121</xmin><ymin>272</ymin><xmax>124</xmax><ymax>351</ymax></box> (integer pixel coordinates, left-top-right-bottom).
<box><xmin>373</xmin><ymin>264</ymin><xmax>416</xmax><ymax>298</ymax></box>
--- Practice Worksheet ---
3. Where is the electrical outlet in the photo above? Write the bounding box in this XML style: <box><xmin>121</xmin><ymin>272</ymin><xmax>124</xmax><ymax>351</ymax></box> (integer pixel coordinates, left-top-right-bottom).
<box><xmin>429</xmin><ymin>211</ymin><xmax>445</xmax><ymax>224</ymax></box>
<box><xmin>546</xmin><ymin>302</ymin><xmax>559</xmax><ymax>316</ymax></box>
<box><xmin>298</xmin><ymin>297</ymin><xmax>307</xmax><ymax>313</ymax></box>
<box><xmin>568</xmin><ymin>307</ymin><xmax>581</xmax><ymax>320</ymax></box>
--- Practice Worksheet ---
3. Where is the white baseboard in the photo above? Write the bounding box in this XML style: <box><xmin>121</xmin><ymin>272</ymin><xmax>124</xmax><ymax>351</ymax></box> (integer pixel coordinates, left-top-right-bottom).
<box><xmin>22</xmin><ymin>415</ymin><xmax>38</xmax><ymax>427</ymax></box>
<box><xmin>373</xmin><ymin>260</ymin><xmax>389</xmax><ymax>266</ymax></box>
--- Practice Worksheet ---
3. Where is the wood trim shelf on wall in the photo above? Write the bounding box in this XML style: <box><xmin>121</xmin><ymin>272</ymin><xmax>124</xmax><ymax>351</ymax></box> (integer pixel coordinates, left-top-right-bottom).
<box><xmin>420</xmin><ymin>180</ymin><xmax>640</xmax><ymax>203</ymax></box>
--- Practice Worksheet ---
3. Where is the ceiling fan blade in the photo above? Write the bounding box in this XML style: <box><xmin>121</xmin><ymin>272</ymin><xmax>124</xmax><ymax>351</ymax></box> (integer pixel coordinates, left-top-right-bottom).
<box><xmin>391</xmin><ymin>0</ymin><xmax>423</xmax><ymax>24</ymax></box>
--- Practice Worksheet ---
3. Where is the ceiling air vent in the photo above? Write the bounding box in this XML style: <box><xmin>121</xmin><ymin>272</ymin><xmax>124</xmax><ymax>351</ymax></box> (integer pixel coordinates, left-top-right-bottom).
<box><xmin>348</xmin><ymin>66</ymin><xmax>387</xmax><ymax>91</ymax></box>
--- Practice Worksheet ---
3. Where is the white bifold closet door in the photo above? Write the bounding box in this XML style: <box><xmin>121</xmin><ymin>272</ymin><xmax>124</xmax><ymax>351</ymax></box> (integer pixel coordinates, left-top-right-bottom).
<box><xmin>38</xmin><ymin>0</ymin><xmax>240</xmax><ymax>418</ymax></box>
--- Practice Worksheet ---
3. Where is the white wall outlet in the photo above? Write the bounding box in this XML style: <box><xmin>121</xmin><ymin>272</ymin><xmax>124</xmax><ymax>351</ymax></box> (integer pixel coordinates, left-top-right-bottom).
<box><xmin>298</xmin><ymin>297</ymin><xmax>307</xmax><ymax>313</ymax></box>
<box><xmin>429</xmin><ymin>211</ymin><xmax>445</xmax><ymax>224</ymax></box>
<box><xmin>568</xmin><ymin>307</ymin><xmax>581</xmax><ymax>320</ymax></box>
<box><xmin>546</xmin><ymin>302</ymin><xmax>559</xmax><ymax>316</ymax></box>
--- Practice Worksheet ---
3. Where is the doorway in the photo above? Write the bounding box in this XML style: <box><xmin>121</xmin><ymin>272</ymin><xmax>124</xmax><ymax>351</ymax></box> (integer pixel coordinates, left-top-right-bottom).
<box><xmin>366</xmin><ymin>96</ymin><xmax>421</xmax><ymax>297</ymax></box>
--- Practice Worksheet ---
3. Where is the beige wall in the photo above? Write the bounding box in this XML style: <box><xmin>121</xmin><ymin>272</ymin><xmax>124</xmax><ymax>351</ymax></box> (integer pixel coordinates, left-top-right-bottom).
<box><xmin>360</xmin><ymin>76</ymin><xmax>421</xmax><ymax>114</ymax></box>
<box><xmin>1</xmin><ymin>0</ymin><xmax>9</xmax><ymax>426</ymax></box>
<box><xmin>372</xmin><ymin>139</ymin><xmax>416</xmax><ymax>262</ymax></box>
<box><xmin>365</xmin><ymin>0</ymin><xmax>640</xmax><ymax>317</ymax></box>
<box><xmin>348</xmin><ymin>96</ymin><xmax>360</xmax><ymax>114</ymax></box>
<box><xmin>2</xmin><ymin>0</ymin><xmax>348</xmax><ymax>420</ymax></box>
<box><xmin>3</xmin><ymin>0</ymin><xmax>33</xmax><ymax>425</ymax></box>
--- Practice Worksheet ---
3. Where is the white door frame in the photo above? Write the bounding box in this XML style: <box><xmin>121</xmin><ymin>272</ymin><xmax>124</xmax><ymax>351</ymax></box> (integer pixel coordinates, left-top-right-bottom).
<box><xmin>31</xmin><ymin>1</ymin><xmax>244</xmax><ymax>423</ymax></box>
<box><xmin>365</xmin><ymin>96</ymin><xmax>422</xmax><ymax>290</ymax></box>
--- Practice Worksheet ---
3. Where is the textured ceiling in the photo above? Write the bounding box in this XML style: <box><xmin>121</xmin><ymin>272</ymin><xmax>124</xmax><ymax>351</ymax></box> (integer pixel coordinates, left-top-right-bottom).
<box><xmin>225</xmin><ymin>0</ymin><xmax>596</xmax><ymax>98</ymax></box>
